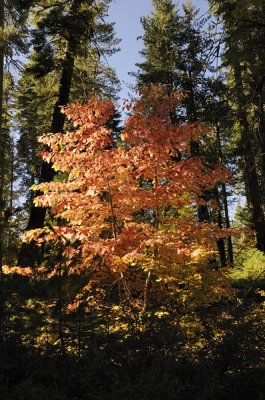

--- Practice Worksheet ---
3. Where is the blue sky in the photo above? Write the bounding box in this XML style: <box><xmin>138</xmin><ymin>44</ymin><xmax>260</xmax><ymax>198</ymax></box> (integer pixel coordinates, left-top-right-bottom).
<box><xmin>107</xmin><ymin>0</ymin><xmax>209</xmax><ymax>100</ymax></box>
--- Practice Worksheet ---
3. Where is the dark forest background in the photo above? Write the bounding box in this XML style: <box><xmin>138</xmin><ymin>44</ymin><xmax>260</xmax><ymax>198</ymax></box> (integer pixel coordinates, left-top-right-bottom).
<box><xmin>0</xmin><ymin>1</ymin><xmax>264</xmax><ymax>399</ymax></box>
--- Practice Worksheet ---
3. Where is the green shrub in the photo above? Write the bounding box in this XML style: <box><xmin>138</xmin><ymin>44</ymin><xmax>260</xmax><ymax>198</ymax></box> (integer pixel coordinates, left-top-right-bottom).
<box><xmin>230</xmin><ymin>248</ymin><xmax>265</xmax><ymax>288</ymax></box>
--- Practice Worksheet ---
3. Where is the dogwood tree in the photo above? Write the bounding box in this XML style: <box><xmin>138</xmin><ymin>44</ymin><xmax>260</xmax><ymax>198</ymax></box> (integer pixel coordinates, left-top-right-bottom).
<box><xmin>23</xmin><ymin>85</ymin><xmax>233</xmax><ymax>309</ymax></box>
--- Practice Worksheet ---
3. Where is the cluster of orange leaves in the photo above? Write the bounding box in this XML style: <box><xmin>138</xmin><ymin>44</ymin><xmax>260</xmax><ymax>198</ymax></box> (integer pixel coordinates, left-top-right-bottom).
<box><xmin>23</xmin><ymin>85</ymin><xmax>233</xmax><ymax>277</ymax></box>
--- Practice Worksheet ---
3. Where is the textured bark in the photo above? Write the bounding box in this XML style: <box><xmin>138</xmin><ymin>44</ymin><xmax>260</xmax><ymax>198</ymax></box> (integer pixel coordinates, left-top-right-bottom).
<box><xmin>216</xmin><ymin>125</ymin><xmax>233</xmax><ymax>264</ymax></box>
<box><xmin>234</xmin><ymin>63</ymin><xmax>265</xmax><ymax>252</ymax></box>
<box><xmin>255</xmin><ymin>76</ymin><xmax>265</xmax><ymax>188</ymax></box>
<box><xmin>0</xmin><ymin>0</ymin><xmax>5</xmax><ymax>278</ymax></box>
<box><xmin>26</xmin><ymin>48</ymin><xmax>74</xmax><ymax>231</ymax></box>
<box><xmin>222</xmin><ymin>183</ymin><xmax>234</xmax><ymax>264</ymax></box>
<box><xmin>216</xmin><ymin>189</ymin><xmax>226</xmax><ymax>267</ymax></box>
<box><xmin>186</xmin><ymin>75</ymin><xmax>209</xmax><ymax>222</ymax></box>
<box><xmin>18</xmin><ymin>45</ymin><xmax>74</xmax><ymax>266</ymax></box>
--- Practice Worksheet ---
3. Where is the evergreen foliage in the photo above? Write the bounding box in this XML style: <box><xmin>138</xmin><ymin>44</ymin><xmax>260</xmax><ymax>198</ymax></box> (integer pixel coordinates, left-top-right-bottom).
<box><xmin>135</xmin><ymin>0</ymin><xmax>234</xmax><ymax>264</ymax></box>
<box><xmin>0</xmin><ymin>1</ymin><xmax>264</xmax><ymax>399</ymax></box>
<box><xmin>209</xmin><ymin>0</ymin><xmax>265</xmax><ymax>251</ymax></box>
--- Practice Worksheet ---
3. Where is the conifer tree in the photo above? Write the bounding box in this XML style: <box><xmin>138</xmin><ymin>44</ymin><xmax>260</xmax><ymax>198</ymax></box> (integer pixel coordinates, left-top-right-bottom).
<box><xmin>135</xmin><ymin>0</ymin><xmax>234</xmax><ymax>264</ymax></box>
<box><xmin>209</xmin><ymin>0</ymin><xmax>265</xmax><ymax>251</ymax></box>
<box><xmin>0</xmin><ymin>0</ymin><xmax>33</xmax><ymax>273</ymax></box>
<box><xmin>18</xmin><ymin>0</ymin><xmax>120</xmax><ymax>265</ymax></box>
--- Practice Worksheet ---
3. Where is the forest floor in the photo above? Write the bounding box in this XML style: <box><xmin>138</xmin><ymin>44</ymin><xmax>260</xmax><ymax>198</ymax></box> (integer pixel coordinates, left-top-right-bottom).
<box><xmin>0</xmin><ymin>288</ymin><xmax>264</xmax><ymax>400</ymax></box>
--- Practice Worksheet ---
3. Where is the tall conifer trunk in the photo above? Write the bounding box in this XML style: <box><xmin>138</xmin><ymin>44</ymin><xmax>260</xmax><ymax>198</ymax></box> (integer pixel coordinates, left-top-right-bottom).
<box><xmin>256</xmin><ymin>77</ymin><xmax>265</xmax><ymax>188</ymax></box>
<box><xmin>0</xmin><ymin>0</ymin><xmax>5</xmax><ymax>278</ymax></box>
<box><xmin>234</xmin><ymin>63</ymin><xmax>265</xmax><ymax>251</ymax></box>
<box><xmin>216</xmin><ymin>124</ymin><xmax>233</xmax><ymax>264</ymax></box>
<box><xmin>186</xmin><ymin>75</ymin><xmax>209</xmax><ymax>222</ymax></box>
<box><xmin>25</xmin><ymin>46</ymin><xmax>74</xmax><ymax>231</ymax></box>
<box><xmin>18</xmin><ymin>43</ymin><xmax>74</xmax><ymax>266</ymax></box>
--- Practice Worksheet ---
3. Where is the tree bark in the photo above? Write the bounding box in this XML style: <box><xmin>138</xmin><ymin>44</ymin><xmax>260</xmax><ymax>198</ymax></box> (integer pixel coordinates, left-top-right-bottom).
<box><xmin>234</xmin><ymin>63</ymin><xmax>265</xmax><ymax>252</ymax></box>
<box><xmin>186</xmin><ymin>73</ymin><xmax>209</xmax><ymax>222</ymax></box>
<box><xmin>18</xmin><ymin>45</ymin><xmax>74</xmax><ymax>266</ymax></box>
<box><xmin>26</xmin><ymin>47</ymin><xmax>74</xmax><ymax>230</ymax></box>
<box><xmin>216</xmin><ymin>124</ymin><xmax>233</xmax><ymax>264</ymax></box>
<box><xmin>255</xmin><ymin>76</ymin><xmax>265</xmax><ymax>191</ymax></box>
<box><xmin>215</xmin><ymin>188</ymin><xmax>226</xmax><ymax>267</ymax></box>
<box><xmin>0</xmin><ymin>0</ymin><xmax>5</xmax><ymax>278</ymax></box>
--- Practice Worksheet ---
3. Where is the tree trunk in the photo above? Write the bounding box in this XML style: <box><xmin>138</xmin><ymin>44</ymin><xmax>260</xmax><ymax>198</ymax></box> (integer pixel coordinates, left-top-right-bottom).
<box><xmin>216</xmin><ymin>124</ymin><xmax>233</xmax><ymax>264</ymax></box>
<box><xmin>255</xmin><ymin>76</ymin><xmax>265</xmax><ymax>192</ymax></box>
<box><xmin>215</xmin><ymin>188</ymin><xmax>226</xmax><ymax>267</ymax></box>
<box><xmin>26</xmin><ymin>47</ymin><xmax>74</xmax><ymax>230</ymax></box>
<box><xmin>18</xmin><ymin>45</ymin><xmax>74</xmax><ymax>266</ymax></box>
<box><xmin>58</xmin><ymin>261</ymin><xmax>65</xmax><ymax>357</ymax></box>
<box><xmin>234</xmin><ymin>63</ymin><xmax>265</xmax><ymax>252</ymax></box>
<box><xmin>186</xmin><ymin>73</ymin><xmax>209</xmax><ymax>222</ymax></box>
<box><xmin>0</xmin><ymin>0</ymin><xmax>5</xmax><ymax>278</ymax></box>
<box><xmin>143</xmin><ymin>270</ymin><xmax>152</xmax><ymax>310</ymax></box>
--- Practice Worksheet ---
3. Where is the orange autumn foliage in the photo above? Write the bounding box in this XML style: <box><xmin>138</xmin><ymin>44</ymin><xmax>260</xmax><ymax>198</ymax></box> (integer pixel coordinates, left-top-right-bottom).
<box><xmin>23</xmin><ymin>85</ymin><xmax>234</xmax><ymax>305</ymax></box>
